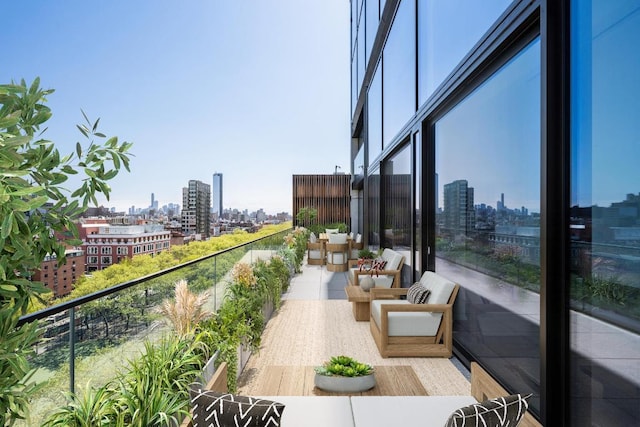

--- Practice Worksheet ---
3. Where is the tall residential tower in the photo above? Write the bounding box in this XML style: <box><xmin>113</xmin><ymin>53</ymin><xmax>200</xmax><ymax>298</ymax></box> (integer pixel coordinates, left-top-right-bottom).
<box><xmin>212</xmin><ymin>172</ymin><xmax>223</xmax><ymax>219</ymax></box>
<box><xmin>181</xmin><ymin>180</ymin><xmax>211</xmax><ymax>238</ymax></box>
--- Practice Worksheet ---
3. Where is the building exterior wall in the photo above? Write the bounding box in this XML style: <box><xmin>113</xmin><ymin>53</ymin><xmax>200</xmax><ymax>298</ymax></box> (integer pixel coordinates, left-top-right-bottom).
<box><xmin>350</xmin><ymin>0</ymin><xmax>640</xmax><ymax>425</ymax></box>
<box><xmin>81</xmin><ymin>223</ymin><xmax>171</xmax><ymax>271</ymax></box>
<box><xmin>292</xmin><ymin>174</ymin><xmax>351</xmax><ymax>229</ymax></box>
<box><xmin>33</xmin><ymin>249</ymin><xmax>86</xmax><ymax>297</ymax></box>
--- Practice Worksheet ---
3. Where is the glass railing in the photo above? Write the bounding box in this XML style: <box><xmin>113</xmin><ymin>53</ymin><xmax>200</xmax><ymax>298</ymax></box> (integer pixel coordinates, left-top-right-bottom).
<box><xmin>16</xmin><ymin>228</ymin><xmax>291</xmax><ymax>426</ymax></box>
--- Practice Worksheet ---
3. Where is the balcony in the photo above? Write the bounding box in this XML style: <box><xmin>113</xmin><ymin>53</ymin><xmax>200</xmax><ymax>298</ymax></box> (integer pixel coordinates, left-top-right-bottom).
<box><xmin>14</xmin><ymin>228</ymin><xmax>471</xmax><ymax>426</ymax></box>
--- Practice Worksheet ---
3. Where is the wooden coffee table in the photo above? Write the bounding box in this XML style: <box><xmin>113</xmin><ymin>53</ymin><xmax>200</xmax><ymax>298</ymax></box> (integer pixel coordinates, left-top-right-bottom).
<box><xmin>256</xmin><ymin>365</ymin><xmax>427</xmax><ymax>396</ymax></box>
<box><xmin>345</xmin><ymin>285</ymin><xmax>371</xmax><ymax>321</ymax></box>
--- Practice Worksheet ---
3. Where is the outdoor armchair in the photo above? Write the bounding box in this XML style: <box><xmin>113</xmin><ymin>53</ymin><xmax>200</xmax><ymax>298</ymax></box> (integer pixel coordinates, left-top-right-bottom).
<box><xmin>369</xmin><ymin>271</ymin><xmax>459</xmax><ymax>358</ymax></box>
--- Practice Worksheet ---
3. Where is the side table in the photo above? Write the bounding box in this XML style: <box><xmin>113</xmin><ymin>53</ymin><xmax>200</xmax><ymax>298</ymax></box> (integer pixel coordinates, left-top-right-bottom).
<box><xmin>345</xmin><ymin>285</ymin><xmax>371</xmax><ymax>321</ymax></box>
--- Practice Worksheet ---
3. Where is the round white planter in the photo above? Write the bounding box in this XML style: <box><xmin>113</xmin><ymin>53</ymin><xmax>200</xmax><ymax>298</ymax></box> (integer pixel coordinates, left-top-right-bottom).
<box><xmin>314</xmin><ymin>373</ymin><xmax>376</xmax><ymax>393</ymax></box>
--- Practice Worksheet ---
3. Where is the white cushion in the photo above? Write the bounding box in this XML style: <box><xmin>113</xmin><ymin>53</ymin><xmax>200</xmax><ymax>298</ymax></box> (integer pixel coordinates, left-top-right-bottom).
<box><xmin>328</xmin><ymin>233</ymin><xmax>348</xmax><ymax>244</ymax></box>
<box><xmin>371</xmin><ymin>300</ymin><xmax>442</xmax><ymax>336</ymax></box>
<box><xmin>325</xmin><ymin>228</ymin><xmax>339</xmax><ymax>234</ymax></box>
<box><xmin>328</xmin><ymin>253</ymin><xmax>347</xmax><ymax>264</ymax></box>
<box><xmin>308</xmin><ymin>249</ymin><xmax>323</xmax><ymax>259</ymax></box>
<box><xmin>309</xmin><ymin>232</ymin><xmax>317</xmax><ymax>243</ymax></box>
<box><xmin>258</xmin><ymin>396</ymin><xmax>354</xmax><ymax>427</ymax></box>
<box><xmin>351</xmin><ymin>396</ymin><xmax>477</xmax><ymax>427</ymax></box>
<box><xmin>380</xmin><ymin>248</ymin><xmax>403</xmax><ymax>270</ymax></box>
<box><xmin>419</xmin><ymin>271</ymin><xmax>456</xmax><ymax>304</ymax></box>
<box><xmin>355</xmin><ymin>233</ymin><xmax>362</xmax><ymax>243</ymax></box>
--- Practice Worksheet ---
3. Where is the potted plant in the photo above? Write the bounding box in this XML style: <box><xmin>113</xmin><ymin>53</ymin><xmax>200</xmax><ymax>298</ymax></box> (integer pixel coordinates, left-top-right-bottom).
<box><xmin>357</xmin><ymin>248</ymin><xmax>376</xmax><ymax>260</ymax></box>
<box><xmin>314</xmin><ymin>355</ymin><xmax>375</xmax><ymax>393</ymax></box>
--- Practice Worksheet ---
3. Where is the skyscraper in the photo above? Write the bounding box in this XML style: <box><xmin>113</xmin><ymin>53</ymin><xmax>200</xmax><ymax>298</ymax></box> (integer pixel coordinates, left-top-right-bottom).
<box><xmin>212</xmin><ymin>172</ymin><xmax>223</xmax><ymax>218</ymax></box>
<box><xmin>181</xmin><ymin>180</ymin><xmax>211</xmax><ymax>238</ymax></box>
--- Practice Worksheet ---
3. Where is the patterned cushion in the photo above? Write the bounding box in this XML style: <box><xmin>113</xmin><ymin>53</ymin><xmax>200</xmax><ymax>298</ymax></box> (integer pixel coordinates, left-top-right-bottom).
<box><xmin>407</xmin><ymin>282</ymin><xmax>430</xmax><ymax>304</ymax></box>
<box><xmin>189</xmin><ymin>388</ymin><xmax>285</xmax><ymax>427</ymax></box>
<box><xmin>444</xmin><ymin>394</ymin><xmax>531</xmax><ymax>427</ymax></box>
<box><xmin>371</xmin><ymin>258</ymin><xmax>387</xmax><ymax>271</ymax></box>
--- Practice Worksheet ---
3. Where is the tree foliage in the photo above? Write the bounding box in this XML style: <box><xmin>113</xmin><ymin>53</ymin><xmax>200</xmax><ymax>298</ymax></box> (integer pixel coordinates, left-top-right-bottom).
<box><xmin>0</xmin><ymin>78</ymin><xmax>132</xmax><ymax>425</ymax></box>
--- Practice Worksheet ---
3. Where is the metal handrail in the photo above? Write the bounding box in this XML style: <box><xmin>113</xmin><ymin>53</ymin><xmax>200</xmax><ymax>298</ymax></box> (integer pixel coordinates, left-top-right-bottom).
<box><xmin>18</xmin><ymin>228</ymin><xmax>291</xmax><ymax>326</ymax></box>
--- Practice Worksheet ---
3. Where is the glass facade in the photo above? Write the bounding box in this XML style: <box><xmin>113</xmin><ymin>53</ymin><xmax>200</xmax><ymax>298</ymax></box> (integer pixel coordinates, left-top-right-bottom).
<box><xmin>417</xmin><ymin>0</ymin><xmax>512</xmax><ymax>104</ymax></box>
<box><xmin>367</xmin><ymin>61</ymin><xmax>382</xmax><ymax>165</ymax></box>
<box><xmin>436</xmin><ymin>37</ymin><xmax>541</xmax><ymax>413</ymax></box>
<box><xmin>382</xmin><ymin>143</ymin><xmax>413</xmax><ymax>281</ymax></box>
<box><xmin>350</xmin><ymin>0</ymin><xmax>640</xmax><ymax>424</ymax></box>
<box><xmin>570</xmin><ymin>0</ymin><xmax>640</xmax><ymax>424</ymax></box>
<box><xmin>382</xmin><ymin>0</ymin><xmax>416</xmax><ymax>147</ymax></box>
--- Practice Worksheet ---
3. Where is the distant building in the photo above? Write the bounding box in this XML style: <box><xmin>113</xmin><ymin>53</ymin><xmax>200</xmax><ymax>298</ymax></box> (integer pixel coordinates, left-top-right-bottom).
<box><xmin>80</xmin><ymin>220</ymin><xmax>171</xmax><ymax>271</ymax></box>
<box><xmin>442</xmin><ymin>180</ymin><xmax>475</xmax><ymax>237</ymax></box>
<box><xmin>213</xmin><ymin>172</ymin><xmax>223</xmax><ymax>218</ymax></box>
<box><xmin>32</xmin><ymin>249</ymin><xmax>86</xmax><ymax>297</ymax></box>
<box><xmin>182</xmin><ymin>180</ymin><xmax>211</xmax><ymax>238</ymax></box>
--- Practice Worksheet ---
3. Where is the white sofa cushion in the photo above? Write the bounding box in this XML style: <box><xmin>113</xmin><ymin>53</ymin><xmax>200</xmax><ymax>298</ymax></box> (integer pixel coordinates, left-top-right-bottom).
<box><xmin>308</xmin><ymin>249</ymin><xmax>323</xmax><ymax>259</ymax></box>
<box><xmin>419</xmin><ymin>271</ymin><xmax>456</xmax><ymax>304</ymax></box>
<box><xmin>370</xmin><ymin>272</ymin><xmax>456</xmax><ymax>337</ymax></box>
<box><xmin>328</xmin><ymin>233</ymin><xmax>348</xmax><ymax>244</ymax></box>
<box><xmin>370</xmin><ymin>300</ymin><xmax>442</xmax><ymax>336</ymax></box>
<box><xmin>380</xmin><ymin>248</ymin><xmax>402</xmax><ymax>271</ymax></box>
<box><xmin>258</xmin><ymin>396</ymin><xmax>354</xmax><ymax>427</ymax></box>
<box><xmin>351</xmin><ymin>396</ymin><xmax>477</xmax><ymax>427</ymax></box>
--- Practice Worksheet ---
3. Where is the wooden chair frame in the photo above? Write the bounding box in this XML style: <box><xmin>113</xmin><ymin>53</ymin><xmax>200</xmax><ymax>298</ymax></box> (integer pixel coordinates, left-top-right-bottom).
<box><xmin>325</xmin><ymin>242</ymin><xmax>349</xmax><ymax>272</ymax></box>
<box><xmin>348</xmin><ymin>256</ymin><xmax>405</xmax><ymax>288</ymax></box>
<box><xmin>306</xmin><ymin>241</ymin><xmax>325</xmax><ymax>265</ymax></box>
<box><xmin>369</xmin><ymin>284</ymin><xmax>459</xmax><ymax>358</ymax></box>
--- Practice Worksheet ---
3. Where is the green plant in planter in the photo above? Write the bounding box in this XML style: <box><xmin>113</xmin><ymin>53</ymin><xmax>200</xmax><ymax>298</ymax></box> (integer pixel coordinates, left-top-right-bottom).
<box><xmin>314</xmin><ymin>355</ymin><xmax>374</xmax><ymax>377</ymax></box>
<box><xmin>358</xmin><ymin>248</ymin><xmax>376</xmax><ymax>260</ymax></box>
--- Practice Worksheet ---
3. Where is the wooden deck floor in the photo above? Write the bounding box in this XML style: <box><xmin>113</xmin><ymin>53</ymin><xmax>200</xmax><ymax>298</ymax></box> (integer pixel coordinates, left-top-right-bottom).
<box><xmin>252</xmin><ymin>365</ymin><xmax>427</xmax><ymax>396</ymax></box>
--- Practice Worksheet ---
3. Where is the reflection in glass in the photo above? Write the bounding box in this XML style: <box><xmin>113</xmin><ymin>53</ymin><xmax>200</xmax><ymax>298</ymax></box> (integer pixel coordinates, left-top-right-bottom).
<box><xmin>435</xmin><ymin>38</ymin><xmax>541</xmax><ymax>414</ymax></box>
<box><xmin>368</xmin><ymin>62</ymin><xmax>382</xmax><ymax>165</ymax></box>
<box><xmin>417</xmin><ymin>0</ymin><xmax>512</xmax><ymax>106</ymax></box>
<box><xmin>367</xmin><ymin>168</ymin><xmax>381</xmax><ymax>250</ymax></box>
<box><xmin>382</xmin><ymin>0</ymin><xmax>415</xmax><ymax>147</ymax></box>
<box><xmin>570</xmin><ymin>1</ymin><xmax>640</xmax><ymax>424</ymax></box>
<box><xmin>383</xmin><ymin>143</ymin><xmax>412</xmax><ymax>274</ymax></box>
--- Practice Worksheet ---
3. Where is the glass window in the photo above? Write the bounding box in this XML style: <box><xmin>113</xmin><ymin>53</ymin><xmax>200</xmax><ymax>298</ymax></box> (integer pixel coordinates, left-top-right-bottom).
<box><xmin>368</xmin><ymin>61</ymin><xmax>382</xmax><ymax>165</ymax></box>
<box><xmin>366</xmin><ymin>0</ymin><xmax>379</xmax><ymax>61</ymax></box>
<box><xmin>358</xmin><ymin>19</ymin><xmax>366</xmax><ymax>93</ymax></box>
<box><xmin>570</xmin><ymin>1</ymin><xmax>640</xmax><ymax>424</ymax></box>
<box><xmin>418</xmin><ymin>0</ymin><xmax>512</xmax><ymax>105</ymax></box>
<box><xmin>352</xmin><ymin>43</ymin><xmax>358</xmax><ymax>115</ymax></box>
<box><xmin>383</xmin><ymin>143</ymin><xmax>412</xmax><ymax>279</ymax></box>
<box><xmin>435</xmin><ymin>38</ymin><xmax>541</xmax><ymax>414</ymax></box>
<box><xmin>382</xmin><ymin>0</ymin><xmax>416</xmax><ymax>147</ymax></box>
<box><xmin>414</xmin><ymin>131</ymin><xmax>422</xmax><ymax>277</ymax></box>
<box><xmin>367</xmin><ymin>168</ymin><xmax>381</xmax><ymax>250</ymax></box>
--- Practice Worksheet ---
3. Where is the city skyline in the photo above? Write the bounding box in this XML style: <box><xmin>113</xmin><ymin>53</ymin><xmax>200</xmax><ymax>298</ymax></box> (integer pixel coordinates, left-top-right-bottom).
<box><xmin>2</xmin><ymin>1</ymin><xmax>350</xmax><ymax>214</ymax></box>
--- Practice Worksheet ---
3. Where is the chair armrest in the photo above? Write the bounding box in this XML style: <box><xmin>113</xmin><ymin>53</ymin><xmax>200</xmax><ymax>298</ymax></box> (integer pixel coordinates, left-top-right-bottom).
<box><xmin>370</xmin><ymin>287</ymin><xmax>408</xmax><ymax>300</ymax></box>
<box><xmin>380</xmin><ymin>303</ymin><xmax>453</xmax><ymax>314</ymax></box>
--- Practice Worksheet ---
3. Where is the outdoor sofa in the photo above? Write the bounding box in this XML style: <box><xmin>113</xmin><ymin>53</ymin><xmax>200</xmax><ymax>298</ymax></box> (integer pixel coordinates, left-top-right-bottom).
<box><xmin>182</xmin><ymin>362</ymin><xmax>541</xmax><ymax>427</ymax></box>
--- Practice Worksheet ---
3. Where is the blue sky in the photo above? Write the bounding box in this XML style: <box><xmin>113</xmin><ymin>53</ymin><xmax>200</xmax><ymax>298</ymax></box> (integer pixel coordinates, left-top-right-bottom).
<box><xmin>2</xmin><ymin>1</ymin><xmax>351</xmax><ymax>214</ymax></box>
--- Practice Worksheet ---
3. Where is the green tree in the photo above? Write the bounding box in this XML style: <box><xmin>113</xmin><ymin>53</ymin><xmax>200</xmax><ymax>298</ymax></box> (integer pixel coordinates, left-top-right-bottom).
<box><xmin>0</xmin><ymin>78</ymin><xmax>132</xmax><ymax>425</ymax></box>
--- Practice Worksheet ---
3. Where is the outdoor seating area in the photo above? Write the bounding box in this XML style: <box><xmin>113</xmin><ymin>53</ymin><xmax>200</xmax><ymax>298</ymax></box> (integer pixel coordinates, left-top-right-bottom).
<box><xmin>180</xmin><ymin>251</ymin><xmax>543</xmax><ymax>427</ymax></box>
<box><xmin>186</xmin><ymin>360</ymin><xmax>539</xmax><ymax>427</ymax></box>
<box><xmin>306</xmin><ymin>229</ymin><xmax>363</xmax><ymax>268</ymax></box>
